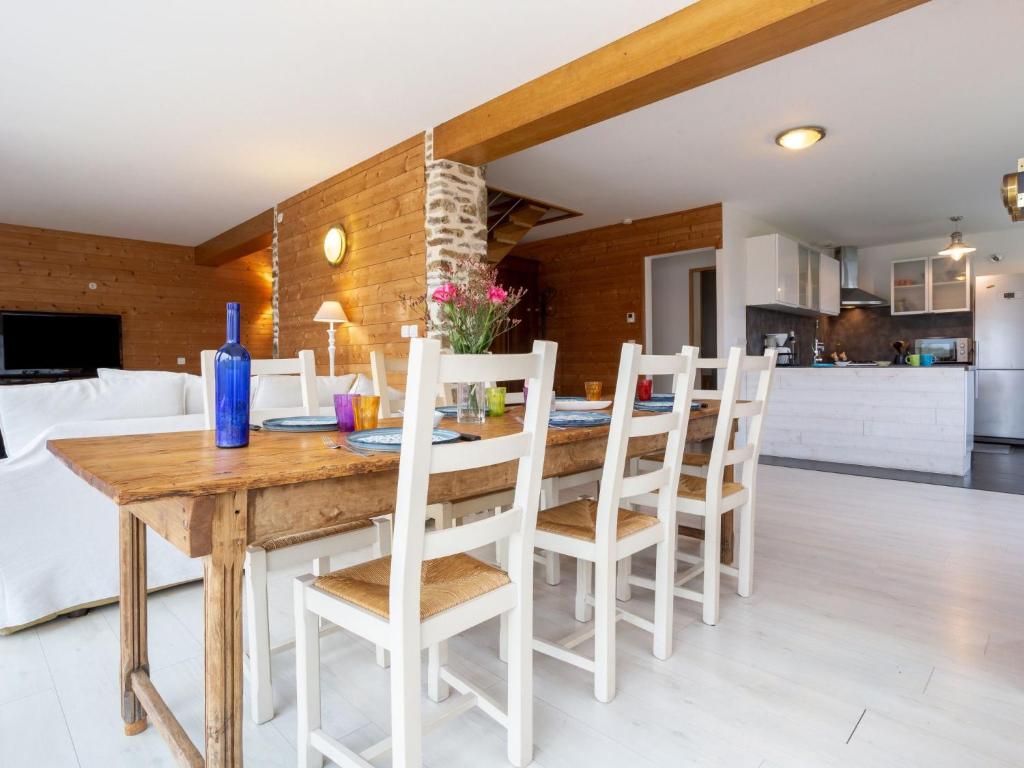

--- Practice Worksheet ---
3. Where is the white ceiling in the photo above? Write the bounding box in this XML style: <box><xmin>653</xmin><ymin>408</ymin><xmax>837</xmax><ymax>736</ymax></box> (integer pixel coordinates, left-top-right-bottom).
<box><xmin>0</xmin><ymin>0</ymin><xmax>689</xmax><ymax>244</ymax></box>
<box><xmin>488</xmin><ymin>0</ymin><xmax>1024</xmax><ymax>248</ymax></box>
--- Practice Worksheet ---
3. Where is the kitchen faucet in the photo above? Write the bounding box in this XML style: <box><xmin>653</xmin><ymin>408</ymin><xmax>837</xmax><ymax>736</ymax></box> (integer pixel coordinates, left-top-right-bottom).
<box><xmin>812</xmin><ymin>321</ymin><xmax>826</xmax><ymax>364</ymax></box>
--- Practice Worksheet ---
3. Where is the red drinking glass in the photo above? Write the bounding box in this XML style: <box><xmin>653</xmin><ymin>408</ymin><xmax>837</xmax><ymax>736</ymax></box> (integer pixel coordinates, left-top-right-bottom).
<box><xmin>636</xmin><ymin>378</ymin><xmax>653</xmax><ymax>401</ymax></box>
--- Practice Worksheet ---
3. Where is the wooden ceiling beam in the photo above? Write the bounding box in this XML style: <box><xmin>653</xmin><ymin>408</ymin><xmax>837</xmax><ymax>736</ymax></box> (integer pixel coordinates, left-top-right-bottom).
<box><xmin>194</xmin><ymin>208</ymin><xmax>274</xmax><ymax>267</ymax></box>
<box><xmin>433</xmin><ymin>0</ymin><xmax>929</xmax><ymax>165</ymax></box>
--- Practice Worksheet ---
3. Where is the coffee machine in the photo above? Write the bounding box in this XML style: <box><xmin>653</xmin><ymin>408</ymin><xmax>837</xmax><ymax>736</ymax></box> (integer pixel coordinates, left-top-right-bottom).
<box><xmin>764</xmin><ymin>332</ymin><xmax>796</xmax><ymax>366</ymax></box>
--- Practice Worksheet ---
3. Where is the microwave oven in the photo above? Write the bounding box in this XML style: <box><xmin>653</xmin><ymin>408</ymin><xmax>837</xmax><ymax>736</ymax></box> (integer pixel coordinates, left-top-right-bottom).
<box><xmin>914</xmin><ymin>337</ymin><xmax>971</xmax><ymax>363</ymax></box>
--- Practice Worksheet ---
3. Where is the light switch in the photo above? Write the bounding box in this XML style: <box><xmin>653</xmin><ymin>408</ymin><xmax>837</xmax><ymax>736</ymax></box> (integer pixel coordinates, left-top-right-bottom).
<box><xmin>626</xmin><ymin>312</ymin><xmax>636</xmax><ymax>324</ymax></box>
<box><xmin>176</xmin><ymin>357</ymin><xmax>186</xmax><ymax>365</ymax></box>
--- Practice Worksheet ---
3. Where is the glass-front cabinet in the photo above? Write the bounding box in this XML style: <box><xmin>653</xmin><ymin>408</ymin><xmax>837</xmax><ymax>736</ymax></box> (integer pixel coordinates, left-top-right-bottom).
<box><xmin>798</xmin><ymin>244</ymin><xmax>821</xmax><ymax>312</ymax></box>
<box><xmin>929</xmin><ymin>255</ymin><xmax>970</xmax><ymax>313</ymax></box>
<box><xmin>891</xmin><ymin>256</ymin><xmax>970</xmax><ymax>315</ymax></box>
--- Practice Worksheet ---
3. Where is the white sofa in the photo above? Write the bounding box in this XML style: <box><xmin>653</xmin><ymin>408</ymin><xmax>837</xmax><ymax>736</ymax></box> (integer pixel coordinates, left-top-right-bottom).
<box><xmin>0</xmin><ymin>368</ymin><xmax>381</xmax><ymax>633</ymax></box>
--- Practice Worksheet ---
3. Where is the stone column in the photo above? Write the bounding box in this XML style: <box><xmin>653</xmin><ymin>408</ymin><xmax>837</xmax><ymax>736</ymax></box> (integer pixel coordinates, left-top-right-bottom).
<box><xmin>423</xmin><ymin>129</ymin><xmax>488</xmax><ymax>332</ymax></box>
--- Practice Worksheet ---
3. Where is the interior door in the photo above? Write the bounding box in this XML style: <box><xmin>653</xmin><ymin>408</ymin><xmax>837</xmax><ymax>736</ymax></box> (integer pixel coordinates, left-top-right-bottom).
<box><xmin>494</xmin><ymin>256</ymin><xmax>540</xmax><ymax>391</ymax></box>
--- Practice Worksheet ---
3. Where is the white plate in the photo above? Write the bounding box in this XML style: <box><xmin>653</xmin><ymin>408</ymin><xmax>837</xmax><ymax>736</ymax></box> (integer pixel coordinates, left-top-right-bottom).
<box><xmin>555</xmin><ymin>397</ymin><xmax>611</xmax><ymax>411</ymax></box>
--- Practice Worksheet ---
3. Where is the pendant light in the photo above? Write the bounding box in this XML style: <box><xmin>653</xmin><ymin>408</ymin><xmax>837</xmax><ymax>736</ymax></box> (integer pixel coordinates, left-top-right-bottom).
<box><xmin>937</xmin><ymin>216</ymin><xmax>976</xmax><ymax>261</ymax></box>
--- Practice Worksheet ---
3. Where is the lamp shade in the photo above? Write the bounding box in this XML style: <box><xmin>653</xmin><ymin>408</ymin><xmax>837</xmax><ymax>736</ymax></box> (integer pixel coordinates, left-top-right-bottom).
<box><xmin>314</xmin><ymin>300</ymin><xmax>348</xmax><ymax>323</ymax></box>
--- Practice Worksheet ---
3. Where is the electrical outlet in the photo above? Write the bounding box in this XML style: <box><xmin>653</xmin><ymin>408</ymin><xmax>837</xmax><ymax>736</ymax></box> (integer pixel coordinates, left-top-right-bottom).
<box><xmin>408</xmin><ymin>325</ymin><xmax>419</xmax><ymax>338</ymax></box>
<box><xmin>400</xmin><ymin>325</ymin><xmax>409</xmax><ymax>338</ymax></box>
<box><xmin>176</xmin><ymin>357</ymin><xmax>186</xmax><ymax>366</ymax></box>
<box><xmin>626</xmin><ymin>312</ymin><xmax>636</xmax><ymax>324</ymax></box>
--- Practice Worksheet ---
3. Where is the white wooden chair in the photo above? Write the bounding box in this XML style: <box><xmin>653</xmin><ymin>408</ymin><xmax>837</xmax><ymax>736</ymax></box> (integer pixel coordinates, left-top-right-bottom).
<box><xmin>294</xmin><ymin>337</ymin><xmax>556</xmax><ymax>768</ymax></box>
<box><xmin>370</xmin><ymin>347</ymin><xmax>516</xmax><ymax>528</ymax></box>
<box><xmin>531</xmin><ymin>342</ymin><xmax>697</xmax><ymax>702</ymax></box>
<box><xmin>637</xmin><ymin>347</ymin><xmax>776</xmax><ymax>626</ymax></box>
<box><xmin>200</xmin><ymin>349</ymin><xmax>389</xmax><ymax>724</ymax></box>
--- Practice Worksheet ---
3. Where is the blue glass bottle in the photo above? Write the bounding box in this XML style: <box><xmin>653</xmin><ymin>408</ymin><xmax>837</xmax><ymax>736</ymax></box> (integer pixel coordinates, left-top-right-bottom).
<box><xmin>215</xmin><ymin>302</ymin><xmax>251</xmax><ymax>448</ymax></box>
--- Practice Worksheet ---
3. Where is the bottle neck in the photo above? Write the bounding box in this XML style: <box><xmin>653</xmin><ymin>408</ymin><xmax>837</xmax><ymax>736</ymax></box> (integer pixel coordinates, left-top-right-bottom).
<box><xmin>226</xmin><ymin>303</ymin><xmax>240</xmax><ymax>344</ymax></box>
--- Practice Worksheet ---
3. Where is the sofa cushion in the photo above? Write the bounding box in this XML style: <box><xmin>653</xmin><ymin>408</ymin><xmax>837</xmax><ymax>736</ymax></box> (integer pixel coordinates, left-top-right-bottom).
<box><xmin>250</xmin><ymin>374</ymin><xmax>304</xmax><ymax>410</ymax></box>
<box><xmin>315</xmin><ymin>374</ymin><xmax>358</xmax><ymax>406</ymax></box>
<box><xmin>183</xmin><ymin>374</ymin><xmax>206</xmax><ymax>415</ymax></box>
<box><xmin>0</xmin><ymin>375</ymin><xmax>184</xmax><ymax>458</ymax></box>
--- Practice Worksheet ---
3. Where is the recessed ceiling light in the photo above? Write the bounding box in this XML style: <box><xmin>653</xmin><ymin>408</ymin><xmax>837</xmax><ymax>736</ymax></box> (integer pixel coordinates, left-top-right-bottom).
<box><xmin>775</xmin><ymin>126</ymin><xmax>826</xmax><ymax>151</ymax></box>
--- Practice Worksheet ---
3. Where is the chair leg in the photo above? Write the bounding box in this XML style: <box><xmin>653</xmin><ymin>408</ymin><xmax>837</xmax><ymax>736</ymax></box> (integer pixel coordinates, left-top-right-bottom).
<box><xmin>389</xmin><ymin>626</ymin><xmax>423</xmax><ymax>768</ymax></box>
<box><xmin>540</xmin><ymin>479</ymin><xmax>561</xmax><ymax>586</ymax></box>
<box><xmin>616</xmin><ymin>556</ymin><xmax>632</xmax><ymax>602</ymax></box>
<box><xmin>652</xmin><ymin>528</ymin><xmax>676</xmax><ymax>660</ymax></box>
<box><xmin>574</xmin><ymin>558</ymin><xmax>593</xmax><ymax>623</ymax></box>
<box><xmin>498</xmin><ymin>539</ymin><xmax>510</xmax><ymax>663</ymax></box>
<box><xmin>737</xmin><ymin>500</ymin><xmax>754</xmax><ymax>598</ymax></box>
<box><xmin>505</xmin><ymin>587</ymin><xmax>534</xmax><ymax>767</ymax></box>
<box><xmin>427</xmin><ymin>643</ymin><xmax>450</xmax><ymax>702</ymax></box>
<box><xmin>593</xmin><ymin>560</ymin><xmax>616</xmax><ymax>703</ymax></box>
<box><xmin>702</xmin><ymin>509</ymin><xmax>722</xmax><ymax>626</ymax></box>
<box><xmin>293</xmin><ymin>580</ymin><xmax>323</xmax><ymax>768</ymax></box>
<box><xmin>244</xmin><ymin>548</ymin><xmax>274</xmax><ymax>724</ymax></box>
<box><xmin>543</xmin><ymin>550</ymin><xmax>560</xmax><ymax>586</ymax></box>
<box><xmin>373</xmin><ymin>516</ymin><xmax>392</xmax><ymax>668</ymax></box>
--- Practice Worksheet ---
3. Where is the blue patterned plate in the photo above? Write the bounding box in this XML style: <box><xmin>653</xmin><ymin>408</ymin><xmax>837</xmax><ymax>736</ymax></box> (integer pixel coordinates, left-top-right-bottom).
<box><xmin>347</xmin><ymin>427</ymin><xmax>461</xmax><ymax>452</ymax></box>
<box><xmin>435</xmin><ymin>405</ymin><xmax>490</xmax><ymax>417</ymax></box>
<box><xmin>261</xmin><ymin>415</ymin><xmax>338</xmax><ymax>432</ymax></box>
<box><xmin>554</xmin><ymin>397</ymin><xmax>611</xmax><ymax>411</ymax></box>
<box><xmin>548</xmin><ymin>410</ymin><xmax>612</xmax><ymax>428</ymax></box>
<box><xmin>635</xmin><ymin>400</ymin><xmax>704</xmax><ymax>412</ymax></box>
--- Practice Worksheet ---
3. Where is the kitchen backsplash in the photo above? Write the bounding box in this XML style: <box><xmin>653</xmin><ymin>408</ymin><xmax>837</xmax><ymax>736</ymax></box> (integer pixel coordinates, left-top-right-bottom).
<box><xmin>745</xmin><ymin>306</ymin><xmax>973</xmax><ymax>363</ymax></box>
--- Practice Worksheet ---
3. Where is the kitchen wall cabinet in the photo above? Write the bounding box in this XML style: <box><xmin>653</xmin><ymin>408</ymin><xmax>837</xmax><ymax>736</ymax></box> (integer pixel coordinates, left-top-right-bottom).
<box><xmin>891</xmin><ymin>256</ymin><xmax>970</xmax><ymax>315</ymax></box>
<box><xmin>820</xmin><ymin>254</ymin><xmax>840</xmax><ymax>315</ymax></box>
<box><xmin>746</xmin><ymin>233</ymin><xmax>839</xmax><ymax>316</ymax></box>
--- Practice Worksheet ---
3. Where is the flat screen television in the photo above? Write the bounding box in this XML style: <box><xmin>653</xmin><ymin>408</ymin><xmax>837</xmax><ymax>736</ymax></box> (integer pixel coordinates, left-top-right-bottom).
<box><xmin>0</xmin><ymin>310</ymin><xmax>123</xmax><ymax>375</ymax></box>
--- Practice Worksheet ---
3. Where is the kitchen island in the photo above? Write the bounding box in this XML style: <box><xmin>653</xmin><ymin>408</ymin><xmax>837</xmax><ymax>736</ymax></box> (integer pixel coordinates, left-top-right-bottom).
<box><xmin>758</xmin><ymin>366</ymin><xmax>974</xmax><ymax>476</ymax></box>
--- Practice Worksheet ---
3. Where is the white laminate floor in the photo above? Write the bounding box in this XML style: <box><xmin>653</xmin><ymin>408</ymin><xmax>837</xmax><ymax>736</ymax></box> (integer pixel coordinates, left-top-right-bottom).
<box><xmin>2</xmin><ymin>465</ymin><xmax>1023</xmax><ymax>767</ymax></box>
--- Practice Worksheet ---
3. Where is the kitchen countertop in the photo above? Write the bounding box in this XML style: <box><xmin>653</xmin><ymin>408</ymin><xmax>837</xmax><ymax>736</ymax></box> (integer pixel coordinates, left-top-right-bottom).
<box><xmin>777</xmin><ymin>364</ymin><xmax>974</xmax><ymax>370</ymax></box>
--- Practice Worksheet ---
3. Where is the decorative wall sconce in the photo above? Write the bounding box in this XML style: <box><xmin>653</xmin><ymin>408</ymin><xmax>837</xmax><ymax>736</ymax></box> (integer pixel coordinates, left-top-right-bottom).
<box><xmin>324</xmin><ymin>225</ymin><xmax>347</xmax><ymax>266</ymax></box>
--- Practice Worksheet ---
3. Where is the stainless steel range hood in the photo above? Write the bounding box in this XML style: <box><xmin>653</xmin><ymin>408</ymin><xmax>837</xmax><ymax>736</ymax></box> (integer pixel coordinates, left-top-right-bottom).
<box><xmin>837</xmin><ymin>246</ymin><xmax>888</xmax><ymax>307</ymax></box>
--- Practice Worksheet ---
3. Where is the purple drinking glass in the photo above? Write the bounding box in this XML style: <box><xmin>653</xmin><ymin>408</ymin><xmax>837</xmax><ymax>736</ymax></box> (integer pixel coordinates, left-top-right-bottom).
<box><xmin>334</xmin><ymin>394</ymin><xmax>361</xmax><ymax>432</ymax></box>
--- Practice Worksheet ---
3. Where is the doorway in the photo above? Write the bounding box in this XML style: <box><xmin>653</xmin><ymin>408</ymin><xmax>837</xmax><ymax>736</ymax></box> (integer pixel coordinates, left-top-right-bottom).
<box><xmin>644</xmin><ymin>248</ymin><xmax>717</xmax><ymax>392</ymax></box>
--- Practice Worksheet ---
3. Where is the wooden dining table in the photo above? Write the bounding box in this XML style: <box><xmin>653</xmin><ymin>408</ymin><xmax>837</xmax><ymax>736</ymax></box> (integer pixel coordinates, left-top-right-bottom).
<box><xmin>48</xmin><ymin>404</ymin><xmax>726</xmax><ymax>767</ymax></box>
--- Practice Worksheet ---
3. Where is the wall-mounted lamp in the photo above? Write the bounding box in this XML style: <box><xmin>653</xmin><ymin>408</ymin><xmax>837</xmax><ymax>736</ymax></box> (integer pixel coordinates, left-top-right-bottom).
<box><xmin>314</xmin><ymin>300</ymin><xmax>348</xmax><ymax>376</ymax></box>
<box><xmin>324</xmin><ymin>225</ymin><xmax>347</xmax><ymax>266</ymax></box>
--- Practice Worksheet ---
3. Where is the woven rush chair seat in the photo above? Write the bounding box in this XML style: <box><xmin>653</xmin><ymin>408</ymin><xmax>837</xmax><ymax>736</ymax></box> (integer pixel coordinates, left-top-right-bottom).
<box><xmin>314</xmin><ymin>553</ymin><xmax>510</xmax><ymax>620</ymax></box>
<box><xmin>677</xmin><ymin>474</ymin><xmax>745</xmax><ymax>500</ymax></box>
<box><xmin>260</xmin><ymin>519</ymin><xmax>374</xmax><ymax>552</ymax></box>
<box><xmin>642</xmin><ymin>450</ymin><xmax>711</xmax><ymax>467</ymax></box>
<box><xmin>536</xmin><ymin>498</ymin><xmax>659</xmax><ymax>542</ymax></box>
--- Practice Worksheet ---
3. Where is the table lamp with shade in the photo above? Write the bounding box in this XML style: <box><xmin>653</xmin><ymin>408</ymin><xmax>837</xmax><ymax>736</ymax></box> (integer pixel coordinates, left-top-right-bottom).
<box><xmin>313</xmin><ymin>300</ymin><xmax>348</xmax><ymax>376</ymax></box>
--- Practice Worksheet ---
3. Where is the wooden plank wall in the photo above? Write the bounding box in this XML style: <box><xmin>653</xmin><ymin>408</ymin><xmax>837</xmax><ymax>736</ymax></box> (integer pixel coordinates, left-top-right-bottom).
<box><xmin>0</xmin><ymin>223</ymin><xmax>273</xmax><ymax>373</ymax></box>
<box><xmin>275</xmin><ymin>134</ymin><xmax>426</xmax><ymax>375</ymax></box>
<box><xmin>509</xmin><ymin>204</ymin><xmax>722</xmax><ymax>394</ymax></box>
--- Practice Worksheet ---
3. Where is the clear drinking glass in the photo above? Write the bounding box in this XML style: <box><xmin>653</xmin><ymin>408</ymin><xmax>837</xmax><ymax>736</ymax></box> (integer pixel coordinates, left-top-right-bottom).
<box><xmin>457</xmin><ymin>382</ymin><xmax>486</xmax><ymax>424</ymax></box>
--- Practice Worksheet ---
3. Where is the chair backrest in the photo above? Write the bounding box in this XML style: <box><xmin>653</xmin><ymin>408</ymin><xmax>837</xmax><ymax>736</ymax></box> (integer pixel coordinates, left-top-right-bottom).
<box><xmin>369</xmin><ymin>349</ymin><xmax>407</xmax><ymax>418</ymax></box>
<box><xmin>200</xmin><ymin>349</ymin><xmax>318</xmax><ymax>429</ymax></box>
<box><xmin>370</xmin><ymin>347</ymin><xmax>463</xmax><ymax>418</ymax></box>
<box><xmin>691</xmin><ymin>347</ymin><xmax>778</xmax><ymax>497</ymax></box>
<box><xmin>389</xmin><ymin>337</ymin><xmax>557</xmax><ymax>623</ymax></box>
<box><xmin>594</xmin><ymin>343</ymin><xmax>698</xmax><ymax>549</ymax></box>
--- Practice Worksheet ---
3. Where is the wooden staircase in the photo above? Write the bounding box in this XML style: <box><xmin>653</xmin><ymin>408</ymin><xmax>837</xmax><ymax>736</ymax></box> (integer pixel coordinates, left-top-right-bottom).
<box><xmin>486</xmin><ymin>186</ymin><xmax>580</xmax><ymax>263</ymax></box>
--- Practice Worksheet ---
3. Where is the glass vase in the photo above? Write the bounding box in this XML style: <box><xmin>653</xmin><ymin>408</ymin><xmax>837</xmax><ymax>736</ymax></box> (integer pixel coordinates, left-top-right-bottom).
<box><xmin>215</xmin><ymin>302</ymin><xmax>251</xmax><ymax>448</ymax></box>
<box><xmin>456</xmin><ymin>381</ymin><xmax>486</xmax><ymax>424</ymax></box>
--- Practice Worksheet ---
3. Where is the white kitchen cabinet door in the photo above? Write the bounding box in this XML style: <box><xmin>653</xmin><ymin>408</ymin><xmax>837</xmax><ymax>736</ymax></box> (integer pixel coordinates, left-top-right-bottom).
<box><xmin>820</xmin><ymin>254</ymin><xmax>840</xmax><ymax>315</ymax></box>
<box><xmin>778</xmin><ymin>235</ymin><xmax>800</xmax><ymax>306</ymax></box>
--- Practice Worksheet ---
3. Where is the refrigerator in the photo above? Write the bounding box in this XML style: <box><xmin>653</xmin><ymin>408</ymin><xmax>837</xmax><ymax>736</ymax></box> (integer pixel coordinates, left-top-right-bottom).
<box><xmin>975</xmin><ymin>273</ymin><xmax>1024</xmax><ymax>441</ymax></box>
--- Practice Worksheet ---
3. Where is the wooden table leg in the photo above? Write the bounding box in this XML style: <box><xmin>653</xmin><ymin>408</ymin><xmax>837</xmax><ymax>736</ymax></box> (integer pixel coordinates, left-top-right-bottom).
<box><xmin>720</xmin><ymin>420</ymin><xmax>739</xmax><ymax>566</ymax></box>
<box><xmin>119</xmin><ymin>507</ymin><xmax>149</xmax><ymax>736</ymax></box>
<box><xmin>203</xmin><ymin>490</ymin><xmax>248</xmax><ymax>767</ymax></box>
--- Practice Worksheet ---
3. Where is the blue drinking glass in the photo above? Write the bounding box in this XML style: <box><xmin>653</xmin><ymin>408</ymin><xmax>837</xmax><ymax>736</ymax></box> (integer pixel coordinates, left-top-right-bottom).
<box><xmin>215</xmin><ymin>302</ymin><xmax>251</xmax><ymax>448</ymax></box>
